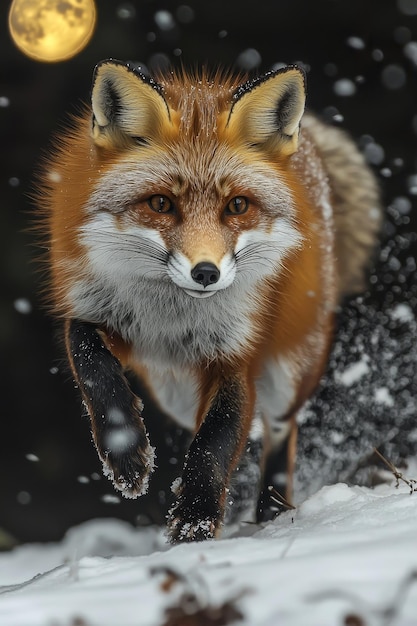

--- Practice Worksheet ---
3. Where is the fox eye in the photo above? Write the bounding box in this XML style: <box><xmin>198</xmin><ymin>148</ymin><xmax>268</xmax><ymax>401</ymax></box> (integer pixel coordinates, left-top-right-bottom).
<box><xmin>148</xmin><ymin>195</ymin><xmax>174</xmax><ymax>213</ymax></box>
<box><xmin>225</xmin><ymin>196</ymin><xmax>249</xmax><ymax>215</ymax></box>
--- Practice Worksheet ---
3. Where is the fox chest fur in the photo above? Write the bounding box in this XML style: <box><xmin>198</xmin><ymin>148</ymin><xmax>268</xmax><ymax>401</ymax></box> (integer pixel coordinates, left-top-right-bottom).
<box><xmin>40</xmin><ymin>61</ymin><xmax>381</xmax><ymax>541</ymax></box>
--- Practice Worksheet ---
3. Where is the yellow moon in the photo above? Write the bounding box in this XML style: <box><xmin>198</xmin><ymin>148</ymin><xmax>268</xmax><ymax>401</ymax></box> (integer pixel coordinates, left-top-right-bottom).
<box><xmin>8</xmin><ymin>0</ymin><xmax>96</xmax><ymax>63</ymax></box>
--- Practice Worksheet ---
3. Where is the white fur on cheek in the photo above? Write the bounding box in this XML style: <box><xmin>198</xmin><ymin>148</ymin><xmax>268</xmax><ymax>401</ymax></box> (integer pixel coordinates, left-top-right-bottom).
<box><xmin>235</xmin><ymin>218</ymin><xmax>304</xmax><ymax>281</ymax></box>
<box><xmin>79</xmin><ymin>213</ymin><xmax>169</xmax><ymax>282</ymax></box>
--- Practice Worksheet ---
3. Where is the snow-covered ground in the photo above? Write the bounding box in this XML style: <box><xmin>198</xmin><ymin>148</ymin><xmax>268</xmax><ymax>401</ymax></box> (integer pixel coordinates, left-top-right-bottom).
<box><xmin>1</xmin><ymin>478</ymin><xmax>417</xmax><ymax>626</ymax></box>
<box><xmin>2</xmin><ymin>293</ymin><xmax>415</xmax><ymax>626</ymax></box>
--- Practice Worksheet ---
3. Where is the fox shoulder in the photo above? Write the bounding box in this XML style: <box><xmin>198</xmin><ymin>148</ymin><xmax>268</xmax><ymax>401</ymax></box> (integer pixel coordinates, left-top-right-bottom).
<box><xmin>300</xmin><ymin>114</ymin><xmax>382</xmax><ymax>296</ymax></box>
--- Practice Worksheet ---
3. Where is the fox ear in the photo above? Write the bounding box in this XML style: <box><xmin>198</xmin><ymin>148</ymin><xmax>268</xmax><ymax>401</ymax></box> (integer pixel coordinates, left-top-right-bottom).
<box><xmin>91</xmin><ymin>59</ymin><xmax>171</xmax><ymax>147</ymax></box>
<box><xmin>226</xmin><ymin>66</ymin><xmax>306</xmax><ymax>156</ymax></box>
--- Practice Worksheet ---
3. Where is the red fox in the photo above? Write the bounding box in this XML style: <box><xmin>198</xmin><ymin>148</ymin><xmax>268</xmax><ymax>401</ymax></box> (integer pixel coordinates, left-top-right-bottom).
<box><xmin>38</xmin><ymin>60</ymin><xmax>381</xmax><ymax>542</ymax></box>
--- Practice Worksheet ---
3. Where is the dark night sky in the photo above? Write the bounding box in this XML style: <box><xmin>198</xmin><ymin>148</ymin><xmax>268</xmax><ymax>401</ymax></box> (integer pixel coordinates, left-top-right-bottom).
<box><xmin>0</xmin><ymin>0</ymin><xmax>416</xmax><ymax>544</ymax></box>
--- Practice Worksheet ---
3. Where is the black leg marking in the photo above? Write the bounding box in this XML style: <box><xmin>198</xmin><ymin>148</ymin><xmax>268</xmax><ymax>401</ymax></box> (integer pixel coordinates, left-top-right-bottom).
<box><xmin>225</xmin><ymin>418</ymin><xmax>264</xmax><ymax>527</ymax></box>
<box><xmin>257</xmin><ymin>437</ymin><xmax>289</xmax><ymax>522</ymax></box>
<box><xmin>66</xmin><ymin>319</ymin><xmax>155</xmax><ymax>498</ymax></box>
<box><xmin>167</xmin><ymin>375</ymin><xmax>253</xmax><ymax>543</ymax></box>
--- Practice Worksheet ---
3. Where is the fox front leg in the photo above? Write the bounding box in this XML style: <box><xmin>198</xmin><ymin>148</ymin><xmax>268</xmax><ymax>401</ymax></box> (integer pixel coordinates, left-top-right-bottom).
<box><xmin>65</xmin><ymin>319</ymin><xmax>155</xmax><ymax>498</ymax></box>
<box><xmin>167</xmin><ymin>371</ymin><xmax>255</xmax><ymax>543</ymax></box>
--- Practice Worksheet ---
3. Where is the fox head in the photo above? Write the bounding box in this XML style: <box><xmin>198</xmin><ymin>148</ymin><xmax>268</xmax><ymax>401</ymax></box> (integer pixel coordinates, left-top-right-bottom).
<box><xmin>58</xmin><ymin>61</ymin><xmax>307</xmax><ymax>303</ymax></box>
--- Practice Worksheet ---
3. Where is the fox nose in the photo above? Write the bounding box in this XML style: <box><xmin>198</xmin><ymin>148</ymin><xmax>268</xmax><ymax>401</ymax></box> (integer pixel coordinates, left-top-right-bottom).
<box><xmin>191</xmin><ymin>262</ymin><xmax>220</xmax><ymax>288</ymax></box>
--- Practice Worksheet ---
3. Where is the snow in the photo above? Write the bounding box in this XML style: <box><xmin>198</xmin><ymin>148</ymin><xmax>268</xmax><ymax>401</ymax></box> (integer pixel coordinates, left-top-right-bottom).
<box><xmin>333</xmin><ymin>78</ymin><xmax>357</xmax><ymax>97</ymax></box>
<box><xmin>176</xmin><ymin>5</ymin><xmax>195</xmax><ymax>24</ymax></box>
<box><xmin>236</xmin><ymin>48</ymin><xmax>262</xmax><ymax>70</ymax></box>
<box><xmin>13</xmin><ymin>297</ymin><xmax>32</xmax><ymax>315</ymax></box>
<box><xmin>404</xmin><ymin>41</ymin><xmax>417</xmax><ymax>67</ymax></box>
<box><xmin>154</xmin><ymin>10</ymin><xmax>176</xmax><ymax>31</ymax></box>
<box><xmin>381</xmin><ymin>65</ymin><xmax>407</xmax><ymax>90</ymax></box>
<box><xmin>391</xmin><ymin>197</ymin><xmax>412</xmax><ymax>216</ymax></box>
<box><xmin>363</xmin><ymin>141</ymin><xmax>385</xmax><ymax>166</ymax></box>
<box><xmin>374</xmin><ymin>386</ymin><xmax>394</xmax><ymax>407</ymax></box>
<box><xmin>346</xmin><ymin>36</ymin><xmax>365</xmax><ymax>50</ymax></box>
<box><xmin>116</xmin><ymin>4</ymin><xmax>136</xmax><ymax>20</ymax></box>
<box><xmin>1</xmin><ymin>482</ymin><xmax>417</xmax><ymax>625</ymax></box>
<box><xmin>334</xmin><ymin>356</ymin><xmax>370</xmax><ymax>386</ymax></box>
<box><xmin>398</xmin><ymin>0</ymin><xmax>417</xmax><ymax>16</ymax></box>
<box><xmin>25</xmin><ymin>453</ymin><xmax>40</xmax><ymax>463</ymax></box>
<box><xmin>390</xmin><ymin>303</ymin><xmax>414</xmax><ymax>323</ymax></box>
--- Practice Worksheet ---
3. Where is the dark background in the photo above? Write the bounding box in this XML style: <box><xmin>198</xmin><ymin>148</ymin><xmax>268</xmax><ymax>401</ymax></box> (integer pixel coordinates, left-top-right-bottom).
<box><xmin>1</xmin><ymin>0</ymin><xmax>416</xmax><ymax>544</ymax></box>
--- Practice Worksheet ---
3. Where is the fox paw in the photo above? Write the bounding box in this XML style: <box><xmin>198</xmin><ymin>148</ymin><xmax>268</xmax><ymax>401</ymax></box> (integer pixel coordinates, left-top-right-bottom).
<box><xmin>101</xmin><ymin>442</ymin><xmax>156</xmax><ymax>499</ymax></box>
<box><xmin>167</xmin><ymin>514</ymin><xmax>217</xmax><ymax>543</ymax></box>
<box><xmin>166</xmin><ymin>483</ymin><xmax>220</xmax><ymax>543</ymax></box>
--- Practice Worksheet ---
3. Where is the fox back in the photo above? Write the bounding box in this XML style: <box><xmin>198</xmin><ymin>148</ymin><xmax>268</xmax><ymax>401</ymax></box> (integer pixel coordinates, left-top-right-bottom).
<box><xmin>39</xmin><ymin>61</ymin><xmax>381</xmax><ymax>541</ymax></box>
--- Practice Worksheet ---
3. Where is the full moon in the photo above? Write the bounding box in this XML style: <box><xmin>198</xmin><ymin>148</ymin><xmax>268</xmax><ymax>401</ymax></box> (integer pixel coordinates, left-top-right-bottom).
<box><xmin>8</xmin><ymin>0</ymin><xmax>96</xmax><ymax>63</ymax></box>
